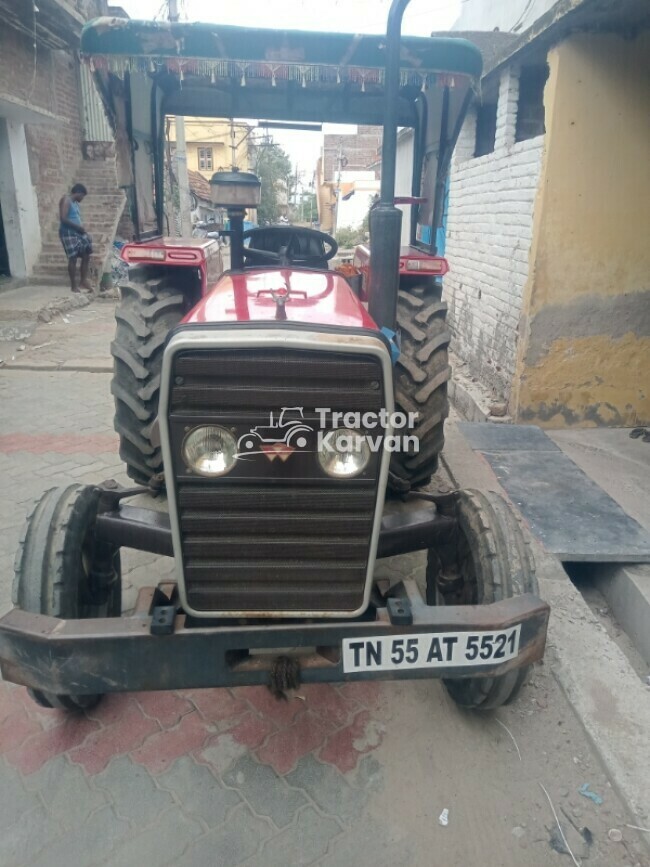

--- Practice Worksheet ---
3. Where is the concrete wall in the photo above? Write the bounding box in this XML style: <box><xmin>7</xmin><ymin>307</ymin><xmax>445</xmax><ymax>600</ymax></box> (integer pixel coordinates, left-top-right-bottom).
<box><xmin>336</xmin><ymin>172</ymin><xmax>379</xmax><ymax>230</ymax></box>
<box><xmin>444</xmin><ymin>68</ymin><xmax>545</xmax><ymax>399</ymax></box>
<box><xmin>512</xmin><ymin>31</ymin><xmax>650</xmax><ymax>426</ymax></box>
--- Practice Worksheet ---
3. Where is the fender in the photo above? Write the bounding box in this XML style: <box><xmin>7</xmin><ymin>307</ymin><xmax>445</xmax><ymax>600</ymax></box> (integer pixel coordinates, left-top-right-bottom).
<box><xmin>120</xmin><ymin>237</ymin><xmax>223</xmax><ymax>295</ymax></box>
<box><xmin>354</xmin><ymin>244</ymin><xmax>449</xmax><ymax>302</ymax></box>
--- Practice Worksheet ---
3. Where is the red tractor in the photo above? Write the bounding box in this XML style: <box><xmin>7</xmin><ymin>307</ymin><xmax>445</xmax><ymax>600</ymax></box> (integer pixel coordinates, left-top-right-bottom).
<box><xmin>1</xmin><ymin>2</ymin><xmax>548</xmax><ymax>712</ymax></box>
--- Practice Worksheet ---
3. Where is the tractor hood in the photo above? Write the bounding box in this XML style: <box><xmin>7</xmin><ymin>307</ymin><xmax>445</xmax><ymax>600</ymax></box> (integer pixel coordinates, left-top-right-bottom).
<box><xmin>182</xmin><ymin>268</ymin><xmax>376</xmax><ymax>330</ymax></box>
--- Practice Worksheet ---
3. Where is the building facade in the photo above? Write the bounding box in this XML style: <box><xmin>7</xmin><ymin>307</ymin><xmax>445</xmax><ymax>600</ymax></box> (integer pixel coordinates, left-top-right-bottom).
<box><xmin>168</xmin><ymin>119</ymin><xmax>253</xmax><ymax>179</ymax></box>
<box><xmin>316</xmin><ymin>126</ymin><xmax>381</xmax><ymax>234</ymax></box>
<box><xmin>444</xmin><ymin>61</ymin><xmax>545</xmax><ymax>400</ymax></box>
<box><xmin>0</xmin><ymin>0</ymin><xmax>124</xmax><ymax>282</ymax></box>
<box><xmin>443</xmin><ymin>0</ymin><xmax>650</xmax><ymax>426</ymax></box>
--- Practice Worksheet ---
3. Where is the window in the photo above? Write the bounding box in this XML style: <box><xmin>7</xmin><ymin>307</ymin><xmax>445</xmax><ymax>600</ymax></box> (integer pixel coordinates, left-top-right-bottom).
<box><xmin>473</xmin><ymin>78</ymin><xmax>499</xmax><ymax>158</ymax></box>
<box><xmin>516</xmin><ymin>65</ymin><xmax>549</xmax><ymax>142</ymax></box>
<box><xmin>474</xmin><ymin>102</ymin><xmax>497</xmax><ymax>157</ymax></box>
<box><xmin>198</xmin><ymin>147</ymin><xmax>213</xmax><ymax>171</ymax></box>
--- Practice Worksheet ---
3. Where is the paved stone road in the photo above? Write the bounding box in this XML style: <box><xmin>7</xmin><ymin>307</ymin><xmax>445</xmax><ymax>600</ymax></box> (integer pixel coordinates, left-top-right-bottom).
<box><xmin>0</xmin><ymin>298</ymin><xmax>647</xmax><ymax>867</ymax></box>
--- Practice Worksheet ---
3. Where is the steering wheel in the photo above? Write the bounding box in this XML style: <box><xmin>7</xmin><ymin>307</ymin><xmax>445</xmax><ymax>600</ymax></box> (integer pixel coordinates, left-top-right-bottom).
<box><xmin>242</xmin><ymin>226</ymin><xmax>338</xmax><ymax>268</ymax></box>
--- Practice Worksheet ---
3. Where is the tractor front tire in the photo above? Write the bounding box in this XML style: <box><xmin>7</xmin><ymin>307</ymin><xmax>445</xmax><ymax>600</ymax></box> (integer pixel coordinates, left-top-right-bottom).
<box><xmin>111</xmin><ymin>269</ymin><xmax>186</xmax><ymax>484</ymax></box>
<box><xmin>13</xmin><ymin>485</ymin><xmax>122</xmax><ymax>711</ymax></box>
<box><xmin>427</xmin><ymin>489</ymin><xmax>537</xmax><ymax>709</ymax></box>
<box><xmin>390</xmin><ymin>283</ymin><xmax>451</xmax><ymax>492</ymax></box>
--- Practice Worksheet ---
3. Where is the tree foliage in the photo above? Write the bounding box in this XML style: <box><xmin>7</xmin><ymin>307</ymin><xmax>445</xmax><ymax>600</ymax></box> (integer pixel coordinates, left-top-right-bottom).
<box><xmin>335</xmin><ymin>225</ymin><xmax>367</xmax><ymax>249</ymax></box>
<box><xmin>335</xmin><ymin>196</ymin><xmax>372</xmax><ymax>248</ymax></box>
<box><xmin>249</xmin><ymin>139</ymin><xmax>293</xmax><ymax>224</ymax></box>
<box><xmin>293</xmin><ymin>192</ymin><xmax>318</xmax><ymax>225</ymax></box>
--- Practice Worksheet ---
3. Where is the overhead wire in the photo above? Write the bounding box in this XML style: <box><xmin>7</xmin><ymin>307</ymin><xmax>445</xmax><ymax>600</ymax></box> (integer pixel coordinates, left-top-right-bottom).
<box><xmin>27</xmin><ymin>0</ymin><xmax>38</xmax><ymax>104</ymax></box>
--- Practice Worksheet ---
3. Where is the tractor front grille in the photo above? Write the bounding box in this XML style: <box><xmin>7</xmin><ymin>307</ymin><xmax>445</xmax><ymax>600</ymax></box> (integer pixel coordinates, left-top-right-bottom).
<box><xmin>176</xmin><ymin>482</ymin><xmax>377</xmax><ymax>612</ymax></box>
<box><xmin>166</xmin><ymin>345</ymin><xmax>387</xmax><ymax>616</ymax></box>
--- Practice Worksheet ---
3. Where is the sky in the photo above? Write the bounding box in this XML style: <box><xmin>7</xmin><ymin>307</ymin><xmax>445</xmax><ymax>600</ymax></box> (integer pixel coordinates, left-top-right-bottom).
<box><xmin>116</xmin><ymin>0</ymin><xmax>462</xmax><ymax>182</ymax></box>
<box><xmin>118</xmin><ymin>0</ymin><xmax>461</xmax><ymax>36</ymax></box>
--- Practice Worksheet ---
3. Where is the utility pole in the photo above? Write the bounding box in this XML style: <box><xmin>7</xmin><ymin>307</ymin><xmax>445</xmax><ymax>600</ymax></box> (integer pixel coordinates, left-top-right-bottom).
<box><xmin>169</xmin><ymin>0</ymin><xmax>192</xmax><ymax>237</ymax></box>
<box><xmin>332</xmin><ymin>140</ymin><xmax>343</xmax><ymax>237</ymax></box>
<box><xmin>230</xmin><ymin>119</ymin><xmax>237</xmax><ymax>170</ymax></box>
<box><xmin>294</xmin><ymin>164</ymin><xmax>299</xmax><ymax>220</ymax></box>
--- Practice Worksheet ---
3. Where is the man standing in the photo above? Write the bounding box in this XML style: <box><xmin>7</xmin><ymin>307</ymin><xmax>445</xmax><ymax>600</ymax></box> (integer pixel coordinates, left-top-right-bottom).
<box><xmin>59</xmin><ymin>184</ymin><xmax>94</xmax><ymax>292</ymax></box>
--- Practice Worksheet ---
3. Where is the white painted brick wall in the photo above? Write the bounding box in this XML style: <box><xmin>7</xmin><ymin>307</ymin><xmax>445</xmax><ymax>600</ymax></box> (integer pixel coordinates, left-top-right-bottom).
<box><xmin>443</xmin><ymin>67</ymin><xmax>544</xmax><ymax>399</ymax></box>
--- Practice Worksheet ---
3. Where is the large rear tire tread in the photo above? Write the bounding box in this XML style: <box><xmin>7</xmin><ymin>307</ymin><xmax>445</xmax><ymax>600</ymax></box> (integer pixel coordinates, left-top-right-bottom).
<box><xmin>13</xmin><ymin>485</ymin><xmax>121</xmax><ymax>711</ymax></box>
<box><xmin>389</xmin><ymin>282</ymin><xmax>451</xmax><ymax>492</ymax></box>
<box><xmin>111</xmin><ymin>268</ymin><xmax>187</xmax><ymax>484</ymax></box>
<box><xmin>428</xmin><ymin>489</ymin><xmax>537</xmax><ymax>710</ymax></box>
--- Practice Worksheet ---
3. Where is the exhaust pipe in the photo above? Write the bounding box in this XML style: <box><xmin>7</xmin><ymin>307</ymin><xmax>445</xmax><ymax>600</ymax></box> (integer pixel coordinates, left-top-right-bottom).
<box><xmin>368</xmin><ymin>0</ymin><xmax>411</xmax><ymax>332</ymax></box>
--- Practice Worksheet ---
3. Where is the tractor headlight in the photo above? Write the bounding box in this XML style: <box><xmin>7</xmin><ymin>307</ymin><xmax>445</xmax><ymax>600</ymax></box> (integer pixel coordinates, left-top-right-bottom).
<box><xmin>183</xmin><ymin>425</ymin><xmax>237</xmax><ymax>477</ymax></box>
<box><xmin>318</xmin><ymin>428</ymin><xmax>371</xmax><ymax>478</ymax></box>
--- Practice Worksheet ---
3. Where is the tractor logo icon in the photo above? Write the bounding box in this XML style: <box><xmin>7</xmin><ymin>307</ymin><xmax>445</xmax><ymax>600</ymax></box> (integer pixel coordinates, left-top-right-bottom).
<box><xmin>237</xmin><ymin>407</ymin><xmax>312</xmax><ymax>461</ymax></box>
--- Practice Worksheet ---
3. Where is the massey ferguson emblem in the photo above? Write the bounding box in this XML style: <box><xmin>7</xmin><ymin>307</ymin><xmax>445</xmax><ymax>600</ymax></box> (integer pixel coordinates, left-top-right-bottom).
<box><xmin>260</xmin><ymin>443</ymin><xmax>295</xmax><ymax>462</ymax></box>
<box><xmin>238</xmin><ymin>407</ymin><xmax>312</xmax><ymax>460</ymax></box>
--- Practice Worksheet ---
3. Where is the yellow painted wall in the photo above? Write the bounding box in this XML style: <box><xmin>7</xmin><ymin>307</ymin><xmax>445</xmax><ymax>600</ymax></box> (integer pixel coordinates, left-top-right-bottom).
<box><xmin>513</xmin><ymin>31</ymin><xmax>650</xmax><ymax>427</ymax></box>
<box><xmin>168</xmin><ymin>119</ymin><xmax>252</xmax><ymax>178</ymax></box>
<box><xmin>185</xmin><ymin>141</ymin><xmax>228</xmax><ymax>176</ymax></box>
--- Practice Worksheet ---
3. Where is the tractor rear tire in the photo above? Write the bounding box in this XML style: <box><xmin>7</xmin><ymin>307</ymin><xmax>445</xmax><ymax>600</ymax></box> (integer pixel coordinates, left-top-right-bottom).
<box><xmin>389</xmin><ymin>283</ymin><xmax>451</xmax><ymax>492</ymax></box>
<box><xmin>426</xmin><ymin>489</ymin><xmax>537</xmax><ymax>709</ymax></box>
<box><xmin>13</xmin><ymin>485</ymin><xmax>122</xmax><ymax>711</ymax></box>
<box><xmin>111</xmin><ymin>268</ymin><xmax>186</xmax><ymax>484</ymax></box>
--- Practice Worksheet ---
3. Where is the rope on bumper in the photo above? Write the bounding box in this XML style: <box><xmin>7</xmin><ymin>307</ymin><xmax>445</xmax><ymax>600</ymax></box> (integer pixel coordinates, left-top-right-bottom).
<box><xmin>268</xmin><ymin>655</ymin><xmax>301</xmax><ymax>700</ymax></box>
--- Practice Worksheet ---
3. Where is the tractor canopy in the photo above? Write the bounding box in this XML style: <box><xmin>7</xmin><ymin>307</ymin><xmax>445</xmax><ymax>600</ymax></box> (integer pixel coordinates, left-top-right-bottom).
<box><xmin>81</xmin><ymin>17</ymin><xmax>482</xmax><ymax>242</ymax></box>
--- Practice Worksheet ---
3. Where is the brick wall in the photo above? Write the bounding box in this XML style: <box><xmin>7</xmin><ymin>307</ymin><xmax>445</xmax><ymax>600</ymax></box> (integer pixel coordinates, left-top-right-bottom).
<box><xmin>444</xmin><ymin>67</ymin><xmax>544</xmax><ymax>400</ymax></box>
<box><xmin>27</xmin><ymin>49</ymin><xmax>84</xmax><ymax>228</ymax></box>
<box><xmin>0</xmin><ymin>21</ymin><xmax>52</xmax><ymax>115</ymax></box>
<box><xmin>0</xmin><ymin>1</ymin><xmax>119</xmax><ymax>279</ymax></box>
<box><xmin>322</xmin><ymin>127</ymin><xmax>382</xmax><ymax>182</ymax></box>
<box><xmin>0</xmin><ymin>2</ymin><xmax>109</xmax><ymax>242</ymax></box>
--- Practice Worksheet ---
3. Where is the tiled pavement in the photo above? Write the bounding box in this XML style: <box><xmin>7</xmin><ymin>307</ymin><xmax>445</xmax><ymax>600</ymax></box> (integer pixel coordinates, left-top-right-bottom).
<box><xmin>0</xmin><ymin>302</ymin><xmax>647</xmax><ymax>867</ymax></box>
<box><xmin>0</xmin><ymin>354</ymin><xmax>419</xmax><ymax>867</ymax></box>
<box><xmin>0</xmin><ymin>680</ymin><xmax>392</xmax><ymax>867</ymax></box>
<box><xmin>0</xmin><ymin>364</ymin><xmax>414</xmax><ymax>867</ymax></box>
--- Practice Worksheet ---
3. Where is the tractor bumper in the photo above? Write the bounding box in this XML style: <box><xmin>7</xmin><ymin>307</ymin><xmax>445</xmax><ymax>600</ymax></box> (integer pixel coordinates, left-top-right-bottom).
<box><xmin>0</xmin><ymin>581</ymin><xmax>549</xmax><ymax>696</ymax></box>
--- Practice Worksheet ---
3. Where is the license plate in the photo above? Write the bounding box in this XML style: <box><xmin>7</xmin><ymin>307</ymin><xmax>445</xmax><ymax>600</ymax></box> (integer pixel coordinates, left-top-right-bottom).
<box><xmin>342</xmin><ymin>625</ymin><xmax>521</xmax><ymax>673</ymax></box>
